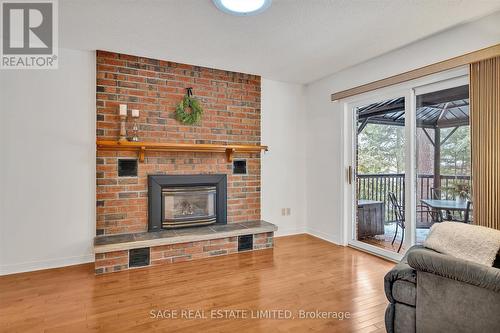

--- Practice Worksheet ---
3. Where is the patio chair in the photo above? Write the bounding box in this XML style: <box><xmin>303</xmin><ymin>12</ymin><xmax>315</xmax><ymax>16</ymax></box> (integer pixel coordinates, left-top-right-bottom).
<box><xmin>417</xmin><ymin>204</ymin><xmax>442</xmax><ymax>224</ymax></box>
<box><xmin>430</xmin><ymin>187</ymin><xmax>441</xmax><ymax>199</ymax></box>
<box><xmin>430</xmin><ymin>187</ymin><xmax>453</xmax><ymax>200</ymax></box>
<box><xmin>388</xmin><ymin>192</ymin><xmax>405</xmax><ymax>253</ymax></box>
<box><xmin>448</xmin><ymin>201</ymin><xmax>473</xmax><ymax>224</ymax></box>
<box><xmin>464</xmin><ymin>201</ymin><xmax>473</xmax><ymax>223</ymax></box>
<box><xmin>430</xmin><ymin>187</ymin><xmax>448</xmax><ymax>220</ymax></box>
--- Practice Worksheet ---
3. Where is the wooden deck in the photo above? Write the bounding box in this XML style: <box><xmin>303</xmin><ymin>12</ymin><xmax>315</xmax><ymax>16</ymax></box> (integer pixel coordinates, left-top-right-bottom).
<box><xmin>0</xmin><ymin>234</ymin><xmax>393</xmax><ymax>333</ymax></box>
<box><xmin>359</xmin><ymin>223</ymin><xmax>428</xmax><ymax>253</ymax></box>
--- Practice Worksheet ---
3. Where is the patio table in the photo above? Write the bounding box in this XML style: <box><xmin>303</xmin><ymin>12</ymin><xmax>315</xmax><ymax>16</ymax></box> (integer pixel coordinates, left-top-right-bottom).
<box><xmin>420</xmin><ymin>199</ymin><xmax>468</xmax><ymax>222</ymax></box>
<box><xmin>420</xmin><ymin>199</ymin><xmax>468</xmax><ymax>211</ymax></box>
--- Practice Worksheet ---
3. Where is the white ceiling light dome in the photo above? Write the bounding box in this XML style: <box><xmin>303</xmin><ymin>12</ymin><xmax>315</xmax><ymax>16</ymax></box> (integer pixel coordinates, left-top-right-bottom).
<box><xmin>213</xmin><ymin>0</ymin><xmax>272</xmax><ymax>16</ymax></box>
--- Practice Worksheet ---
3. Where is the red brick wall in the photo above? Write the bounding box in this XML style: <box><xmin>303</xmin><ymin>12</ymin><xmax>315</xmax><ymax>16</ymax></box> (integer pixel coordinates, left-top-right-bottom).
<box><xmin>96</xmin><ymin>51</ymin><xmax>261</xmax><ymax>236</ymax></box>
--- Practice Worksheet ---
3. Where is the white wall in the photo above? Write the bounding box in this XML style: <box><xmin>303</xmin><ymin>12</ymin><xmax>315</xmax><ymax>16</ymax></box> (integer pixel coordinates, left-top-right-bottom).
<box><xmin>261</xmin><ymin>79</ymin><xmax>307</xmax><ymax>236</ymax></box>
<box><xmin>0</xmin><ymin>48</ymin><xmax>96</xmax><ymax>275</ymax></box>
<box><xmin>304</xmin><ymin>11</ymin><xmax>500</xmax><ymax>244</ymax></box>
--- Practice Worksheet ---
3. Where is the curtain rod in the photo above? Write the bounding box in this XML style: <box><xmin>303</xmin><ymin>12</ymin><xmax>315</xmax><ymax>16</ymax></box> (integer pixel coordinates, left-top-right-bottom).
<box><xmin>331</xmin><ymin>43</ymin><xmax>500</xmax><ymax>101</ymax></box>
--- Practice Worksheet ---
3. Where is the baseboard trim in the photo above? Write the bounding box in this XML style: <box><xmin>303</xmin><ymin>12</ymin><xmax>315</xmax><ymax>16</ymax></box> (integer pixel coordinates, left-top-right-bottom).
<box><xmin>274</xmin><ymin>228</ymin><xmax>345</xmax><ymax>246</ymax></box>
<box><xmin>305</xmin><ymin>228</ymin><xmax>343</xmax><ymax>245</ymax></box>
<box><xmin>274</xmin><ymin>227</ymin><xmax>307</xmax><ymax>237</ymax></box>
<box><xmin>0</xmin><ymin>254</ymin><xmax>94</xmax><ymax>276</ymax></box>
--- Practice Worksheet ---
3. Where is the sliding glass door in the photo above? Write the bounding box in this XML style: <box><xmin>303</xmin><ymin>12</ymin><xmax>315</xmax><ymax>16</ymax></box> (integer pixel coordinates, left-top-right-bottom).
<box><xmin>344</xmin><ymin>68</ymin><xmax>469</xmax><ymax>260</ymax></box>
<box><xmin>414</xmin><ymin>76</ymin><xmax>471</xmax><ymax>244</ymax></box>
<box><xmin>353</xmin><ymin>94</ymin><xmax>409</xmax><ymax>256</ymax></box>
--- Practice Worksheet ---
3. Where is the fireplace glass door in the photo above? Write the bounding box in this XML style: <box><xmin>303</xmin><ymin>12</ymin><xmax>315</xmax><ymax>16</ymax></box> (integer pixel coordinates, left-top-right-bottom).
<box><xmin>162</xmin><ymin>186</ymin><xmax>217</xmax><ymax>228</ymax></box>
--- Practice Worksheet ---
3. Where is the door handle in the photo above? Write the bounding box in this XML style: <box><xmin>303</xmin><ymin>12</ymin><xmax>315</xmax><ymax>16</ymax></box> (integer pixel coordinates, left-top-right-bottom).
<box><xmin>347</xmin><ymin>166</ymin><xmax>353</xmax><ymax>185</ymax></box>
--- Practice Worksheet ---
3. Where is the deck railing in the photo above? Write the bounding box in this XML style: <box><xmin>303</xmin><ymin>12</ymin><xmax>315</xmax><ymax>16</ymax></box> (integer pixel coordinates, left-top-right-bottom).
<box><xmin>357</xmin><ymin>173</ymin><xmax>471</xmax><ymax>223</ymax></box>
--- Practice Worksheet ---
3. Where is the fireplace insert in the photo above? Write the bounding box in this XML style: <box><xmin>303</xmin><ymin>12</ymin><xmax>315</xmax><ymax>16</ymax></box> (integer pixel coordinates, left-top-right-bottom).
<box><xmin>162</xmin><ymin>186</ymin><xmax>216</xmax><ymax>228</ymax></box>
<box><xmin>148</xmin><ymin>174</ymin><xmax>227</xmax><ymax>231</ymax></box>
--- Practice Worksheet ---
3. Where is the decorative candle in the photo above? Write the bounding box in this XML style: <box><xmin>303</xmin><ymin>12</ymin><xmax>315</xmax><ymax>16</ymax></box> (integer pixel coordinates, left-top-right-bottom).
<box><xmin>119</xmin><ymin>104</ymin><xmax>127</xmax><ymax>116</ymax></box>
<box><xmin>131</xmin><ymin>110</ymin><xmax>139</xmax><ymax>141</ymax></box>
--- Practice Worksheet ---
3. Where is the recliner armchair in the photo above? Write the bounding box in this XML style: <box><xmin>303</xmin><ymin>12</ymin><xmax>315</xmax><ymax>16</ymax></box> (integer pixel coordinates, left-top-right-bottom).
<box><xmin>384</xmin><ymin>245</ymin><xmax>500</xmax><ymax>333</ymax></box>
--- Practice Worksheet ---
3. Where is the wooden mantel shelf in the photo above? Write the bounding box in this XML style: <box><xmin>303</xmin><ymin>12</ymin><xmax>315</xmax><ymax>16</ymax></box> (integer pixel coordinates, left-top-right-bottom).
<box><xmin>96</xmin><ymin>140</ymin><xmax>268</xmax><ymax>162</ymax></box>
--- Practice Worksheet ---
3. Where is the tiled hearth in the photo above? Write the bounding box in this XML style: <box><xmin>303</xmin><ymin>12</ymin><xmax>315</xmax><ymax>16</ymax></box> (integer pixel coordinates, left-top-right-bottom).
<box><xmin>94</xmin><ymin>221</ymin><xmax>276</xmax><ymax>274</ymax></box>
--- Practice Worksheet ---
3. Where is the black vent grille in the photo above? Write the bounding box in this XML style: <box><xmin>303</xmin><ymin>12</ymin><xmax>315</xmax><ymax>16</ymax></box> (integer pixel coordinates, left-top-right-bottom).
<box><xmin>238</xmin><ymin>234</ymin><xmax>253</xmax><ymax>252</ymax></box>
<box><xmin>129</xmin><ymin>247</ymin><xmax>150</xmax><ymax>267</ymax></box>
<box><xmin>118</xmin><ymin>159</ymin><xmax>138</xmax><ymax>177</ymax></box>
<box><xmin>233</xmin><ymin>159</ymin><xmax>247</xmax><ymax>175</ymax></box>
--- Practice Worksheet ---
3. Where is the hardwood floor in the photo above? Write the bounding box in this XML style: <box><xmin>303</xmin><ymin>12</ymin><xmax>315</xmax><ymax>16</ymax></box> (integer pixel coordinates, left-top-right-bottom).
<box><xmin>0</xmin><ymin>234</ymin><xmax>393</xmax><ymax>333</ymax></box>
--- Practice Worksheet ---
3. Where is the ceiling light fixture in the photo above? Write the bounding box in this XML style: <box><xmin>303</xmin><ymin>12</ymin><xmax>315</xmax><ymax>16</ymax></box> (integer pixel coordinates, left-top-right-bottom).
<box><xmin>213</xmin><ymin>0</ymin><xmax>272</xmax><ymax>16</ymax></box>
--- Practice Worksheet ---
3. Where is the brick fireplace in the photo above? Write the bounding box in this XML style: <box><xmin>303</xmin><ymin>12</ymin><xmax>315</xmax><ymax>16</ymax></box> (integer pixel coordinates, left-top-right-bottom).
<box><xmin>96</xmin><ymin>50</ymin><xmax>262</xmax><ymax>236</ymax></box>
<box><xmin>94</xmin><ymin>51</ymin><xmax>275</xmax><ymax>274</ymax></box>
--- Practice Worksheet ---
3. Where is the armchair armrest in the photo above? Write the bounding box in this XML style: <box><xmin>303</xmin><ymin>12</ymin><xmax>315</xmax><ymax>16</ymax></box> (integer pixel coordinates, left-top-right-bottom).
<box><xmin>407</xmin><ymin>247</ymin><xmax>500</xmax><ymax>292</ymax></box>
<box><xmin>384</xmin><ymin>246</ymin><xmax>420</xmax><ymax>303</ymax></box>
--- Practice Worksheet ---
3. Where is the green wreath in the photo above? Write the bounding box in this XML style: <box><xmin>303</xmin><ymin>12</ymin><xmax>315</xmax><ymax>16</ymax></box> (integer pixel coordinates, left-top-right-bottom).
<box><xmin>175</xmin><ymin>89</ymin><xmax>203</xmax><ymax>125</ymax></box>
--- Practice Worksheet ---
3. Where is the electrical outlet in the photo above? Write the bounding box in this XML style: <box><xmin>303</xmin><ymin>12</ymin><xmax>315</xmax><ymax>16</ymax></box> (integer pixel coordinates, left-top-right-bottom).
<box><xmin>281</xmin><ymin>208</ymin><xmax>287</xmax><ymax>216</ymax></box>
<box><xmin>286</xmin><ymin>208</ymin><xmax>291</xmax><ymax>216</ymax></box>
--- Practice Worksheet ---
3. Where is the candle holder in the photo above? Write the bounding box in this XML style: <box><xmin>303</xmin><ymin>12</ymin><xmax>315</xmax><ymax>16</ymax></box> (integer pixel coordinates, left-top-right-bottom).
<box><xmin>118</xmin><ymin>104</ymin><xmax>128</xmax><ymax>143</ymax></box>
<box><xmin>131</xmin><ymin>109</ymin><xmax>140</xmax><ymax>142</ymax></box>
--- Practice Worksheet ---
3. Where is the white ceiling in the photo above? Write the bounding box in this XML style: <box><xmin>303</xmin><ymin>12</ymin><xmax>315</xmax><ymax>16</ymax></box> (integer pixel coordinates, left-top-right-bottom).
<box><xmin>60</xmin><ymin>0</ymin><xmax>500</xmax><ymax>84</ymax></box>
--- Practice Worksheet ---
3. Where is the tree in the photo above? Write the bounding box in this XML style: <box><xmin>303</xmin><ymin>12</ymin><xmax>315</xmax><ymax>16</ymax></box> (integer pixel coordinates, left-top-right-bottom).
<box><xmin>440</xmin><ymin>126</ymin><xmax>471</xmax><ymax>176</ymax></box>
<box><xmin>358</xmin><ymin>124</ymin><xmax>405</xmax><ymax>174</ymax></box>
<box><xmin>358</xmin><ymin>124</ymin><xmax>470</xmax><ymax>177</ymax></box>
